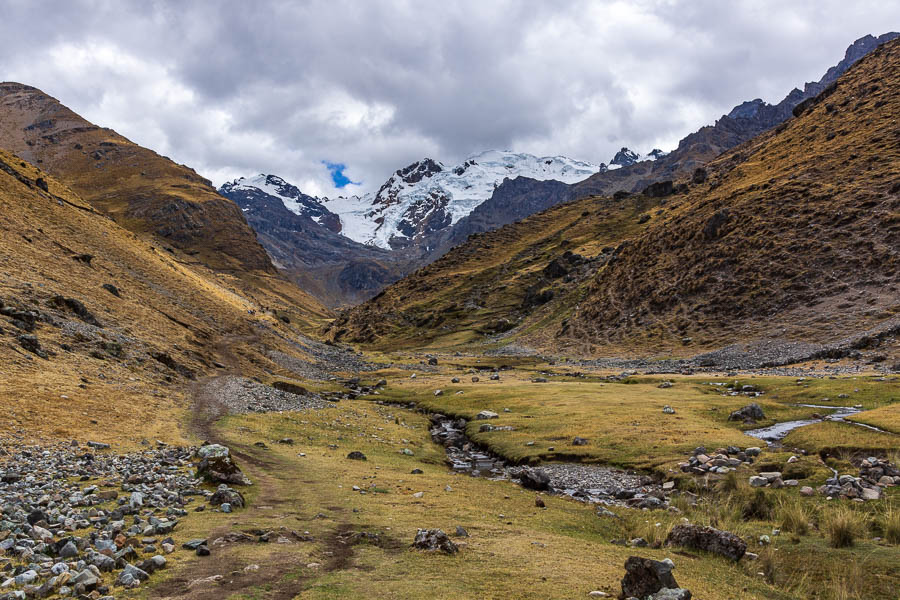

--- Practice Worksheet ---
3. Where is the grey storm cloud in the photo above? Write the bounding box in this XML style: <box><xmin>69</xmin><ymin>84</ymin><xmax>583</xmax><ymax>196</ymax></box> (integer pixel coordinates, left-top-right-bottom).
<box><xmin>1</xmin><ymin>0</ymin><xmax>899</xmax><ymax>196</ymax></box>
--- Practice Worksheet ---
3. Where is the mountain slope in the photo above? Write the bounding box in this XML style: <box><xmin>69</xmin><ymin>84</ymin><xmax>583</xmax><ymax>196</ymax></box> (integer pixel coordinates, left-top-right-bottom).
<box><xmin>330</xmin><ymin>36</ymin><xmax>900</xmax><ymax>362</ymax></box>
<box><xmin>414</xmin><ymin>32</ymin><xmax>900</xmax><ymax>266</ymax></box>
<box><xmin>561</xmin><ymin>36</ymin><xmax>900</xmax><ymax>355</ymax></box>
<box><xmin>0</xmin><ymin>82</ymin><xmax>273</xmax><ymax>273</ymax></box>
<box><xmin>569</xmin><ymin>32</ymin><xmax>899</xmax><ymax>200</ymax></box>
<box><xmin>0</xmin><ymin>148</ymin><xmax>331</xmax><ymax>444</ymax></box>
<box><xmin>326</xmin><ymin>191</ymin><xmax>663</xmax><ymax>348</ymax></box>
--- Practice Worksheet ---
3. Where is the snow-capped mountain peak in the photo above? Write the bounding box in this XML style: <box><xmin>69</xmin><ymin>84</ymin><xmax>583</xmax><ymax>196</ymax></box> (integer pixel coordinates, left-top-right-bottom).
<box><xmin>609</xmin><ymin>147</ymin><xmax>641</xmax><ymax>168</ymax></box>
<box><xmin>322</xmin><ymin>150</ymin><xmax>602</xmax><ymax>249</ymax></box>
<box><xmin>607</xmin><ymin>147</ymin><xmax>669</xmax><ymax>170</ymax></box>
<box><xmin>220</xmin><ymin>174</ymin><xmax>342</xmax><ymax>232</ymax></box>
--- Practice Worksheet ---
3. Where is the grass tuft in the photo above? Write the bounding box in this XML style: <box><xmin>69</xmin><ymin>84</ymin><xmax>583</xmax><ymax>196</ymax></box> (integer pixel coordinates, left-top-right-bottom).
<box><xmin>823</xmin><ymin>506</ymin><xmax>866</xmax><ymax>548</ymax></box>
<box><xmin>778</xmin><ymin>497</ymin><xmax>811</xmax><ymax>535</ymax></box>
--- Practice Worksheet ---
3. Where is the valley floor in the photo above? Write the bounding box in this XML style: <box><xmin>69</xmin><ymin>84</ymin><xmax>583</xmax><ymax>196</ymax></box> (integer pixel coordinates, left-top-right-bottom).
<box><xmin>3</xmin><ymin>345</ymin><xmax>900</xmax><ymax>600</ymax></box>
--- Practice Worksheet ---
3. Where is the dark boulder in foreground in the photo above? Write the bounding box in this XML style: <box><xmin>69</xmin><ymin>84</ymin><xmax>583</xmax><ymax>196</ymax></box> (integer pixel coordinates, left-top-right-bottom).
<box><xmin>620</xmin><ymin>556</ymin><xmax>690</xmax><ymax>600</ymax></box>
<box><xmin>347</xmin><ymin>451</ymin><xmax>367</xmax><ymax>461</ymax></box>
<box><xmin>665</xmin><ymin>524</ymin><xmax>747</xmax><ymax>561</ymax></box>
<box><xmin>519</xmin><ymin>467</ymin><xmax>551</xmax><ymax>491</ymax></box>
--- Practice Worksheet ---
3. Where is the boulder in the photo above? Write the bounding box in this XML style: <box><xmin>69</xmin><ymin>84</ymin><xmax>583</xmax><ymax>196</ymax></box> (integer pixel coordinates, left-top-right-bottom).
<box><xmin>665</xmin><ymin>524</ymin><xmax>746</xmax><ymax>561</ymax></box>
<box><xmin>475</xmin><ymin>410</ymin><xmax>498</xmax><ymax>420</ymax></box>
<box><xmin>347</xmin><ymin>451</ymin><xmax>367</xmax><ymax>461</ymax></box>
<box><xmin>620</xmin><ymin>556</ymin><xmax>679</xmax><ymax>599</ymax></box>
<box><xmin>195</xmin><ymin>444</ymin><xmax>251</xmax><ymax>486</ymax></box>
<box><xmin>519</xmin><ymin>467</ymin><xmax>551</xmax><ymax>491</ymax></box>
<box><xmin>728</xmin><ymin>403</ymin><xmax>765</xmax><ymax>422</ymax></box>
<box><xmin>209</xmin><ymin>484</ymin><xmax>245</xmax><ymax>509</ymax></box>
<box><xmin>412</xmin><ymin>529</ymin><xmax>458</xmax><ymax>554</ymax></box>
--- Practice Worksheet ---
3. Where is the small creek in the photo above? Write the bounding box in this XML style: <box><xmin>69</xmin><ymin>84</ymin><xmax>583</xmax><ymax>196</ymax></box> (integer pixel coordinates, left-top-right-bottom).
<box><xmin>746</xmin><ymin>404</ymin><xmax>890</xmax><ymax>445</ymax></box>
<box><xmin>429</xmin><ymin>415</ymin><xmax>665</xmax><ymax>507</ymax></box>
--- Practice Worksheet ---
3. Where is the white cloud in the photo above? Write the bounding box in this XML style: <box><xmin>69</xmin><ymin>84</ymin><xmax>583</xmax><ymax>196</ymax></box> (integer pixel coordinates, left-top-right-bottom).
<box><xmin>1</xmin><ymin>0</ymin><xmax>898</xmax><ymax>195</ymax></box>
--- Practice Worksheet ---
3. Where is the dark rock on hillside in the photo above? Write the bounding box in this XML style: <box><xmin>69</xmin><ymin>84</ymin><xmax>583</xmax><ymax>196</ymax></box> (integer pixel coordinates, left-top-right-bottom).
<box><xmin>620</xmin><ymin>556</ymin><xmax>681</xmax><ymax>599</ymax></box>
<box><xmin>665</xmin><ymin>524</ymin><xmax>747</xmax><ymax>561</ymax></box>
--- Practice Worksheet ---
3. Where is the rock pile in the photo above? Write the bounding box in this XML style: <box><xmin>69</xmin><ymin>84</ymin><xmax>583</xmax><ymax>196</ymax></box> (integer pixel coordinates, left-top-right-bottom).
<box><xmin>748</xmin><ymin>471</ymin><xmax>799</xmax><ymax>489</ymax></box>
<box><xmin>0</xmin><ymin>441</ymin><xmax>217</xmax><ymax>597</ymax></box>
<box><xmin>858</xmin><ymin>457</ymin><xmax>900</xmax><ymax>487</ymax></box>
<box><xmin>680</xmin><ymin>445</ymin><xmax>760</xmax><ymax>475</ymax></box>
<box><xmin>818</xmin><ymin>472</ymin><xmax>885</xmax><ymax>501</ymax></box>
<box><xmin>412</xmin><ymin>529</ymin><xmax>458</xmax><ymax>554</ymax></box>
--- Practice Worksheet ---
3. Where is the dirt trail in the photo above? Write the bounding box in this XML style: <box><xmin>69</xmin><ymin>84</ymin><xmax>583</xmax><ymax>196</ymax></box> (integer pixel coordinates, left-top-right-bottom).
<box><xmin>149</xmin><ymin>333</ymin><xmax>353</xmax><ymax>600</ymax></box>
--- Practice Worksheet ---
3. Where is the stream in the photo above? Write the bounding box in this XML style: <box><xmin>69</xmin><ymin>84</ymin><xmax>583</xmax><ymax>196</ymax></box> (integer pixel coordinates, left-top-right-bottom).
<box><xmin>429</xmin><ymin>414</ymin><xmax>665</xmax><ymax>507</ymax></box>
<box><xmin>746</xmin><ymin>403</ymin><xmax>890</xmax><ymax>445</ymax></box>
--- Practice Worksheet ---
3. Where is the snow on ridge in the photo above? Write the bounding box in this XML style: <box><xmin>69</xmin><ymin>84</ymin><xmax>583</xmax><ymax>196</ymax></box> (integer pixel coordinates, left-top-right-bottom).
<box><xmin>323</xmin><ymin>150</ymin><xmax>603</xmax><ymax>248</ymax></box>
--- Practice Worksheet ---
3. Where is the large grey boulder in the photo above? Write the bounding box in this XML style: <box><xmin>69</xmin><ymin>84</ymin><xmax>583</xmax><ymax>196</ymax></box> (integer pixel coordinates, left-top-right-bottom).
<box><xmin>665</xmin><ymin>524</ymin><xmax>747</xmax><ymax>561</ymax></box>
<box><xmin>195</xmin><ymin>444</ymin><xmax>251</xmax><ymax>486</ymax></box>
<box><xmin>728</xmin><ymin>403</ymin><xmax>765</xmax><ymax>422</ymax></box>
<box><xmin>518</xmin><ymin>467</ymin><xmax>551</xmax><ymax>491</ymax></box>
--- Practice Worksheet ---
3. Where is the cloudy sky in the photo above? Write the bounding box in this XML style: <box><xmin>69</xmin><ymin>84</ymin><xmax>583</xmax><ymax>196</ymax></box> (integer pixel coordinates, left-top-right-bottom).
<box><xmin>2</xmin><ymin>0</ymin><xmax>898</xmax><ymax>196</ymax></box>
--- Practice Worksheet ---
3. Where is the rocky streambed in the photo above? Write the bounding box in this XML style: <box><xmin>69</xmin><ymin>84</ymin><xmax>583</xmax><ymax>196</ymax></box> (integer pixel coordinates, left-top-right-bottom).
<box><xmin>429</xmin><ymin>414</ymin><xmax>667</xmax><ymax>508</ymax></box>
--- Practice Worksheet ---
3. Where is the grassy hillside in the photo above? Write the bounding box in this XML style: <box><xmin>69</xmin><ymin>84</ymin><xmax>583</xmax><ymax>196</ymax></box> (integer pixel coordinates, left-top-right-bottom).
<box><xmin>327</xmin><ymin>193</ymin><xmax>662</xmax><ymax>349</ymax></box>
<box><xmin>563</xmin><ymin>37</ymin><xmax>900</xmax><ymax>356</ymax></box>
<box><xmin>0</xmin><ymin>82</ymin><xmax>273</xmax><ymax>274</ymax></box>
<box><xmin>0</xmin><ymin>148</ymin><xmax>329</xmax><ymax>445</ymax></box>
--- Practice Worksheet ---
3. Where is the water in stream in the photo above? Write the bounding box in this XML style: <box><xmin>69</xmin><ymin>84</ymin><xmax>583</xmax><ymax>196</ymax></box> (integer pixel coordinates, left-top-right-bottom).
<box><xmin>746</xmin><ymin>404</ymin><xmax>889</xmax><ymax>445</ymax></box>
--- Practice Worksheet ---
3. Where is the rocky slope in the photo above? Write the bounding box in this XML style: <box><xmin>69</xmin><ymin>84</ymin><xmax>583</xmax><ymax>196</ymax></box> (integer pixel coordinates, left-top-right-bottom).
<box><xmin>561</xmin><ymin>36</ymin><xmax>900</xmax><ymax>356</ymax></box>
<box><xmin>0</xmin><ymin>82</ymin><xmax>273</xmax><ymax>274</ymax></box>
<box><xmin>569</xmin><ymin>32</ymin><xmax>899</xmax><ymax>199</ymax></box>
<box><xmin>330</xmin><ymin>37</ymin><xmax>900</xmax><ymax>364</ymax></box>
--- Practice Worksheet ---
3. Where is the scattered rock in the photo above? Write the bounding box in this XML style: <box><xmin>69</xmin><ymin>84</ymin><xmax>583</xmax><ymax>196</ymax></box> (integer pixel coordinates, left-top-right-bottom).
<box><xmin>412</xmin><ymin>529</ymin><xmax>458</xmax><ymax>554</ymax></box>
<box><xmin>346</xmin><ymin>451</ymin><xmax>367</xmax><ymax>461</ymax></box>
